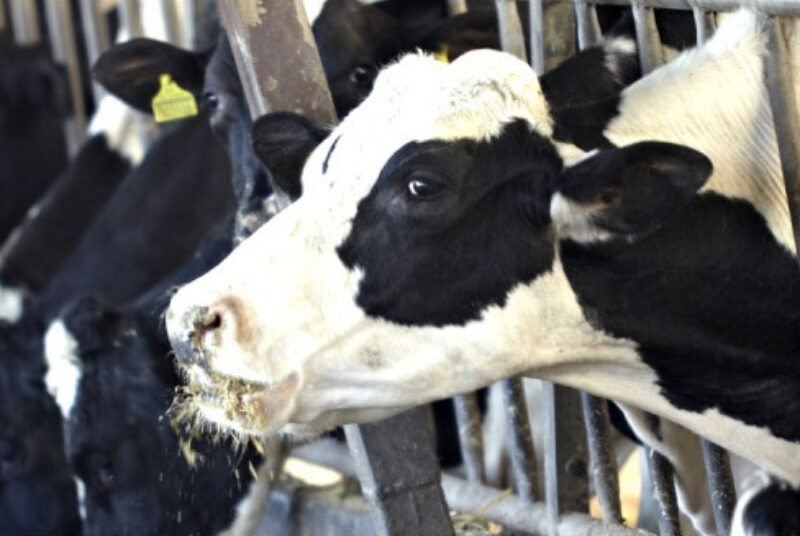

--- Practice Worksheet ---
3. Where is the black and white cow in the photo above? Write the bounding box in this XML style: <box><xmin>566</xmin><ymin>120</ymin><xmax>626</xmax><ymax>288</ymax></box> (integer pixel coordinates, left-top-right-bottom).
<box><xmin>43</xmin><ymin>228</ymin><xmax>264</xmax><ymax>536</ymax></box>
<box><xmin>165</xmin><ymin>9</ymin><xmax>800</xmax><ymax>532</ymax></box>
<box><xmin>0</xmin><ymin>42</ymin><xmax>70</xmax><ymax>244</ymax></box>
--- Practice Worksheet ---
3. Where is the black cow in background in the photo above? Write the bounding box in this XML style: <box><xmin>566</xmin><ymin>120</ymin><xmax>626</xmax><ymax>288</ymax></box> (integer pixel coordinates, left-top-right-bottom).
<box><xmin>0</xmin><ymin>42</ymin><xmax>70</xmax><ymax>244</ymax></box>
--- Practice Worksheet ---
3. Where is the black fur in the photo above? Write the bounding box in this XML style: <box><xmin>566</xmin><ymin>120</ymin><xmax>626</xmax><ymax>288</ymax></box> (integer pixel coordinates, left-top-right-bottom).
<box><xmin>338</xmin><ymin>120</ymin><xmax>560</xmax><ymax>326</ymax></box>
<box><xmin>561</xmin><ymin>194</ymin><xmax>800</xmax><ymax>441</ymax></box>
<box><xmin>740</xmin><ymin>481</ymin><xmax>800</xmax><ymax>536</ymax></box>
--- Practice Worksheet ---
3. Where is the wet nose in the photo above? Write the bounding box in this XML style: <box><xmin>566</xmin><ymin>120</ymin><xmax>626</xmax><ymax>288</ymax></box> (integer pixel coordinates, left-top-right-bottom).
<box><xmin>168</xmin><ymin>305</ymin><xmax>224</xmax><ymax>366</ymax></box>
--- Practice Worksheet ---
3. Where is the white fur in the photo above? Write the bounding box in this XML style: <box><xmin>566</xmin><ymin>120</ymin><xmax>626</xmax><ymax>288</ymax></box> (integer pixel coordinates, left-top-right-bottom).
<box><xmin>166</xmin><ymin>11</ymin><xmax>800</xmax><ymax>493</ymax></box>
<box><xmin>43</xmin><ymin>321</ymin><xmax>83</xmax><ymax>421</ymax></box>
<box><xmin>75</xmin><ymin>477</ymin><xmax>87</xmax><ymax>521</ymax></box>
<box><xmin>549</xmin><ymin>192</ymin><xmax>613</xmax><ymax>244</ymax></box>
<box><xmin>602</xmin><ymin>37</ymin><xmax>637</xmax><ymax>84</ymax></box>
<box><xmin>88</xmin><ymin>95</ymin><xmax>150</xmax><ymax>166</ymax></box>
<box><xmin>0</xmin><ymin>285</ymin><xmax>24</xmax><ymax>322</ymax></box>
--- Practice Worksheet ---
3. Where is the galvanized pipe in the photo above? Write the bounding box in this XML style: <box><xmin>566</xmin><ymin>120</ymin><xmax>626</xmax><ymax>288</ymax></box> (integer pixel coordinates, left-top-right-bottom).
<box><xmin>700</xmin><ymin>440</ymin><xmax>736</xmax><ymax>536</ymax></box>
<box><xmin>159</xmin><ymin>0</ymin><xmax>182</xmax><ymax>45</ymax></box>
<box><xmin>452</xmin><ymin>394</ymin><xmax>486</xmax><ymax>484</ymax></box>
<box><xmin>45</xmin><ymin>0</ymin><xmax>86</xmax><ymax>156</ymax></box>
<box><xmin>118</xmin><ymin>0</ymin><xmax>143</xmax><ymax>38</ymax></box>
<box><xmin>9</xmin><ymin>0</ymin><xmax>39</xmax><ymax>43</ymax></box>
<box><xmin>78</xmin><ymin>0</ymin><xmax>111</xmax><ymax>103</ymax></box>
<box><xmin>581</xmin><ymin>393</ymin><xmax>622</xmax><ymax>524</ymax></box>
<box><xmin>495</xmin><ymin>0</ymin><xmax>528</xmax><ymax>61</ymax></box>
<box><xmin>645</xmin><ymin>448</ymin><xmax>681</xmax><ymax>536</ymax></box>
<box><xmin>765</xmin><ymin>15</ymin><xmax>800</xmax><ymax>258</ymax></box>
<box><xmin>528</xmin><ymin>0</ymin><xmax>546</xmax><ymax>74</ymax></box>
<box><xmin>691</xmin><ymin>6</ymin><xmax>715</xmax><ymax>44</ymax></box>
<box><xmin>500</xmin><ymin>378</ymin><xmax>539</xmax><ymax>503</ymax></box>
<box><xmin>631</xmin><ymin>1</ymin><xmax>662</xmax><ymax>74</ymax></box>
<box><xmin>573</xmin><ymin>0</ymin><xmax>601</xmax><ymax>49</ymax></box>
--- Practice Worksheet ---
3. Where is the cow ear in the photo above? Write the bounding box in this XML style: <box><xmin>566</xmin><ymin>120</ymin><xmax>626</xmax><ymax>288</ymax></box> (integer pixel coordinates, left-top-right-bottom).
<box><xmin>553</xmin><ymin>142</ymin><xmax>712</xmax><ymax>240</ymax></box>
<box><xmin>251</xmin><ymin>112</ymin><xmax>329</xmax><ymax>200</ymax></box>
<box><xmin>404</xmin><ymin>10</ymin><xmax>500</xmax><ymax>59</ymax></box>
<box><xmin>93</xmin><ymin>38</ymin><xmax>209</xmax><ymax>114</ymax></box>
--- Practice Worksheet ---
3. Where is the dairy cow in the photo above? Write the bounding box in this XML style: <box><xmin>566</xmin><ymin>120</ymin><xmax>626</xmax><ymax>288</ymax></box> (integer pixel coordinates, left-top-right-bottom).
<box><xmin>166</xmin><ymin>10</ymin><xmax>800</xmax><ymax>529</ymax></box>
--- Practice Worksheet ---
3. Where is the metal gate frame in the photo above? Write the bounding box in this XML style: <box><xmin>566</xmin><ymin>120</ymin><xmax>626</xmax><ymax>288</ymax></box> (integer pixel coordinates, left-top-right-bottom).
<box><xmin>216</xmin><ymin>1</ymin><xmax>800</xmax><ymax>534</ymax></box>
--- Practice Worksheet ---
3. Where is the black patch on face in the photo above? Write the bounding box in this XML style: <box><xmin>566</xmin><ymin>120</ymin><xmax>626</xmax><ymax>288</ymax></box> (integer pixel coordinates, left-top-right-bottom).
<box><xmin>561</xmin><ymin>194</ymin><xmax>800</xmax><ymax>442</ymax></box>
<box><xmin>337</xmin><ymin>120</ymin><xmax>561</xmax><ymax>326</ymax></box>
<box><xmin>741</xmin><ymin>481</ymin><xmax>800</xmax><ymax>536</ymax></box>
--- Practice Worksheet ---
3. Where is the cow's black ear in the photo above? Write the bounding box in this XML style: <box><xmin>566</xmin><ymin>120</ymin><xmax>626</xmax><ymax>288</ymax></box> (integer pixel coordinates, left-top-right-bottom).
<box><xmin>404</xmin><ymin>10</ymin><xmax>500</xmax><ymax>59</ymax></box>
<box><xmin>93</xmin><ymin>38</ymin><xmax>210</xmax><ymax>114</ymax></box>
<box><xmin>555</xmin><ymin>142</ymin><xmax>712</xmax><ymax>237</ymax></box>
<box><xmin>251</xmin><ymin>112</ymin><xmax>329</xmax><ymax>200</ymax></box>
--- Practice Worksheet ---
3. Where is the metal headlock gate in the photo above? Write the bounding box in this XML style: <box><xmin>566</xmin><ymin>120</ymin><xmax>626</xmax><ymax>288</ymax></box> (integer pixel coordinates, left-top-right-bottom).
<box><xmin>217</xmin><ymin>1</ymin><xmax>800</xmax><ymax>535</ymax></box>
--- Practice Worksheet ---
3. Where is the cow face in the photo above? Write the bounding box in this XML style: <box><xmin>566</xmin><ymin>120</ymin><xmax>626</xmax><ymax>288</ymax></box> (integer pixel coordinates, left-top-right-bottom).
<box><xmin>165</xmin><ymin>50</ymin><xmax>710</xmax><ymax>438</ymax></box>
<box><xmin>46</xmin><ymin>296</ymin><xmax>259</xmax><ymax>536</ymax></box>
<box><xmin>0</xmin><ymin>319</ymin><xmax>80</xmax><ymax>535</ymax></box>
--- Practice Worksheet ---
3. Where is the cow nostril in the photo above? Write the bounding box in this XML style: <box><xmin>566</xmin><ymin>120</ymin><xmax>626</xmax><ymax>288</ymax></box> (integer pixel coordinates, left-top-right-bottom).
<box><xmin>202</xmin><ymin>311</ymin><xmax>222</xmax><ymax>331</ymax></box>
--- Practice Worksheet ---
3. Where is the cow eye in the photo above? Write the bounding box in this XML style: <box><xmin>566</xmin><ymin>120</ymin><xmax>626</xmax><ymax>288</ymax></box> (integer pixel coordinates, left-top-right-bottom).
<box><xmin>202</xmin><ymin>91</ymin><xmax>219</xmax><ymax>110</ymax></box>
<box><xmin>350</xmin><ymin>64</ymin><xmax>373</xmax><ymax>87</ymax></box>
<box><xmin>407</xmin><ymin>176</ymin><xmax>445</xmax><ymax>199</ymax></box>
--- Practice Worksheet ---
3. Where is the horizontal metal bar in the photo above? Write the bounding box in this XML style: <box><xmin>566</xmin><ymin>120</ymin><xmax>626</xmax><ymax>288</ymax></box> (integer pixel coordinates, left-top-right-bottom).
<box><xmin>535</xmin><ymin>0</ymin><xmax>800</xmax><ymax>16</ymax></box>
<box><xmin>442</xmin><ymin>474</ymin><xmax>654</xmax><ymax>536</ymax></box>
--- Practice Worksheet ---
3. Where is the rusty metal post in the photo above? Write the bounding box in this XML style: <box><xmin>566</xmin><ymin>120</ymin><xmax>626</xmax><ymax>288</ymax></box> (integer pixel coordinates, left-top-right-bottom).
<box><xmin>9</xmin><ymin>0</ymin><xmax>39</xmax><ymax>43</ymax></box>
<box><xmin>765</xmin><ymin>15</ymin><xmax>800</xmax><ymax>257</ymax></box>
<box><xmin>44</xmin><ymin>0</ymin><xmax>86</xmax><ymax>156</ymax></box>
<box><xmin>453</xmin><ymin>394</ymin><xmax>486</xmax><ymax>484</ymax></box>
<box><xmin>495</xmin><ymin>0</ymin><xmax>528</xmax><ymax>61</ymax></box>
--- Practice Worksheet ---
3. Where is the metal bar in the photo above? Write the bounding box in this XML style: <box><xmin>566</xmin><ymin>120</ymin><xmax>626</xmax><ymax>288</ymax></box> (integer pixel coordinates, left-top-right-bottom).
<box><xmin>581</xmin><ymin>393</ymin><xmax>622</xmax><ymax>524</ymax></box>
<box><xmin>118</xmin><ymin>0</ymin><xmax>143</xmax><ymax>38</ymax></box>
<box><xmin>447</xmin><ymin>0</ymin><xmax>468</xmax><ymax>15</ymax></box>
<box><xmin>765</xmin><ymin>16</ymin><xmax>800</xmax><ymax>258</ymax></box>
<box><xmin>645</xmin><ymin>448</ymin><xmax>681</xmax><ymax>536</ymax></box>
<box><xmin>543</xmin><ymin>2</ymin><xmax>576</xmax><ymax>71</ymax></box>
<box><xmin>700</xmin><ymin>440</ymin><xmax>735</xmax><ymax>536</ymax></box>
<box><xmin>78</xmin><ymin>0</ymin><xmax>110</xmax><ymax>103</ymax></box>
<box><xmin>9</xmin><ymin>0</ymin><xmax>39</xmax><ymax>43</ymax></box>
<box><xmin>528</xmin><ymin>0</ymin><xmax>546</xmax><ymax>74</ymax></box>
<box><xmin>495</xmin><ymin>0</ymin><xmax>528</xmax><ymax>61</ymax></box>
<box><xmin>631</xmin><ymin>1</ymin><xmax>662</xmax><ymax>74</ymax></box>
<box><xmin>691</xmin><ymin>7</ymin><xmax>714</xmax><ymax>45</ymax></box>
<box><xmin>574</xmin><ymin>0</ymin><xmax>601</xmax><ymax>49</ymax></box>
<box><xmin>543</xmin><ymin>383</ymin><xmax>590</xmax><ymax>536</ymax></box>
<box><xmin>442</xmin><ymin>474</ymin><xmax>655</xmax><ymax>536</ymax></box>
<box><xmin>540</xmin><ymin>0</ymin><xmax>800</xmax><ymax>16</ymax></box>
<box><xmin>500</xmin><ymin>378</ymin><xmax>539</xmax><ymax>503</ymax></box>
<box><xmin>45</xmin><ymin>0</ymin><xmax>86</xmax><ymax>156</ymax></box>
<box><xmin>0</xmin><ymin>0</ymin><xmax>7</xmax><ymax>35</ymax></box>
<box><xmin>452</xmin><ymin>394</ymin><xmax>485</xmax><ymax>484</ymax></box>
<box><xmin>345</xmin><ymin>407</ymin><xmax>454</xmax><ymax>536</ymax></box>
<box><xmin>159</xmin><ymin>0</ymin><xmax>182</xmax><ymax>45</ymax></box>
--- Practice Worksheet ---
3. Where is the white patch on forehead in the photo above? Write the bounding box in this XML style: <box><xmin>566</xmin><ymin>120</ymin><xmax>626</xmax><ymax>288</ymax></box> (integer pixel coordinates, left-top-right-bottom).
<box><xmin>0</xmin><ymin>285</ymin><xmax>25</xmax><ymax>322</ymax></box>
<box><xmin>602</xmin><ymin>37</ymin><xmax>636</xmax><ymax>84</ymax></box>
<box><xmin>43</xmin><ymin>321</ymin><xmax>83</xmax><ymax>421</ymax></box>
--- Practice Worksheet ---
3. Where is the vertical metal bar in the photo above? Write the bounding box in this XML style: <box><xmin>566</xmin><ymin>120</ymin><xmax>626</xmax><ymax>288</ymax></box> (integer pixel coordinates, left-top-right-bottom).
<box><xmin>765</xmin><ymin>15</ymin><xmax>800</xmax><ymax>257</ymax></box>
<box><xmin>452</xmin><ymin>394</ymin><xmax>485</xmax><ymax>484</ymax></box>
<box><xmin>495</xmin><ymin>0</ymin><xmax>527</xmax><ymax>62</ymax></box>
<box><xmin>700</xmin><ymin>440</ymin><xmax>735</xmax><ymax>536</ymax></box>
<box><xmin>345</xmin><ymin>407</ymin><xmax>455</xmax><ymax>536</ymax></box>
<box><xmin>45</xmin><ymin>0</ymin><xmax>86</xmax><ymax>156</ymax></box>
<box><xmin>631</xmin><ymin>1</ymin><xmax>663</xmax><ymax>74</ymax></box>
<box><xmin>78</xmin><ymin>0</ymin><xmax>111</xmax><ymax>103</ymax></box>
<box><xmin>645</xmin><ymin>448</ymin><xmax>681</xmax><ymax>536</ymax></box>
<box><xmin>447</xmin><ymin>0</ymin><xmax>467</xmax><ymax>15</ymax></box>
<box><xmin>581</xmin><ymin>393</ymin><xmax>622</xmax><ymax>524</ymax></box>
<box><xmin>0</xmin><ymin>0</ymin><xmax>7</xmax><ymax>35</ymax></box>
<box><xmin>500</xmin><ymin>378</ymin><xmax>539</xmax><ymax>503</ymax></box>
<box><xmin>543</xmin><ymin>2</ymin><xmax>576</xmax><ymax>71</ymax></box>
<box><xmin>692</xmin><ymin>7</ymin><xmax>715</xmax><ymax>45</ymax></box>
<box><xmin>543</xmin><ymin>383</ymin><xmax>590</xmax><ymax>536</ymax></box>
<box><xmin>528</xmin><ymin>0</ymin><xmax>546</xmax><ymax>75</ymax></box>
<box><xmin>118</xmin><ymin>0</ymin><xmax>143</xmax><ymax>38</ymax></box>
<box><xmin>159</xmin><ymin>0</ymin><xmax>182</xmax><ymax>45</ymax></box>
<box><xmin>574</xmin><ymin>0</ymin><xmax>601</xmax><ymax>49</ymax></box>
<box><xmin>9</xmin><ymin>0</ymin><xmax>39</xmax><ymax>43</ymax></box>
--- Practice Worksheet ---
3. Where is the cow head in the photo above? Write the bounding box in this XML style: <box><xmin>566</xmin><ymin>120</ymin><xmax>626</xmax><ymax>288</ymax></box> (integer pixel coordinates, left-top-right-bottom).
<box><xmin>0</xmin><ymin>318</ymin><xmax>80</xmax><ymax>535</ymax></box>
<box><xmin>44</xmin><ymin>296</ymin><xmax>260</xmax><ymax>536</ymax></box>
<box><xmin>165</xmin><ymin>49</ymin><xmax>710</xmax><ymax>438</ymax></box>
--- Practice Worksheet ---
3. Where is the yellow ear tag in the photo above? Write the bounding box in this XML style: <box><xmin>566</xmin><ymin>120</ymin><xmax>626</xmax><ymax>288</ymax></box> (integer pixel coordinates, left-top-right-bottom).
<box><xmin>434</xmin><ymin>44</ymin><xmax>449</xmax><ymax>64</ymax></box>
<box><xmin>151</xmin><ymin>74</ymin><xmax>198</xmax><ymax>123</ymax></box>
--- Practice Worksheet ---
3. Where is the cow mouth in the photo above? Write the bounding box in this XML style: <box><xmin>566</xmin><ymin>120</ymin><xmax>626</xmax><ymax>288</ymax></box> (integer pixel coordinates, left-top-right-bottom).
<box><xmin>170</xmin><ymin>365</ymin><xmax>298</xmax><ymax>436</ymax></box>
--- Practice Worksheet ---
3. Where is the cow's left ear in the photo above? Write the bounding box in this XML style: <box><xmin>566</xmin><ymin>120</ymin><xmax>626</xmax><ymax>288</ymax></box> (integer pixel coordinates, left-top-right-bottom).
<box><xmin>93</xmin><ymin>38</ymin><xmax>210</xmax><ymax>114</ymax></box>
<box><xmin>404</xmin><ymin>10</ymin><xmax>500</xmax><ymax>59</ymax></box>
<box><xmin>251</xmin><ymin>112</ymin><xmax>329</xmax><ymax>200</ymax></box>
<box><xmin>553</xmin><ymin>142</ymin><xmax>712</xmax><ymax>239</ymax></box>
